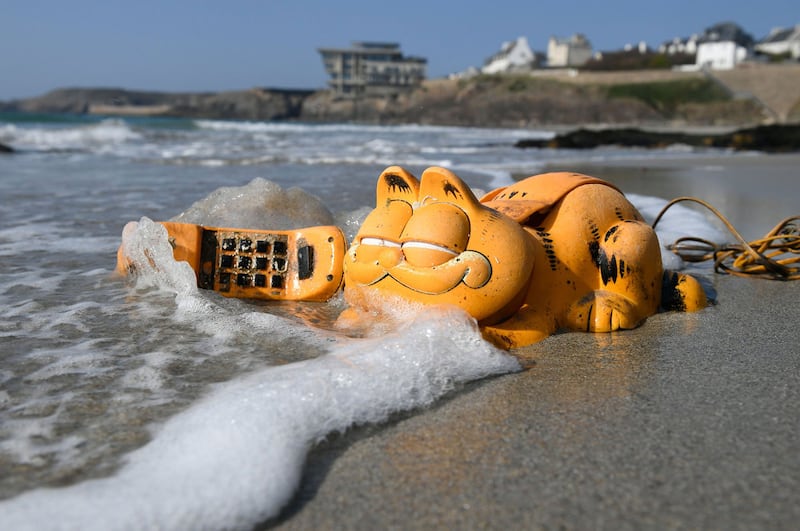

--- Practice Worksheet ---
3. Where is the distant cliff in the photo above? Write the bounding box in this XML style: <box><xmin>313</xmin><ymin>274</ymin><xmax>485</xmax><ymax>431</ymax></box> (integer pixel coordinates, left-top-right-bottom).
<box><xmin>298</xmin><ymin>76</ymin><xmax>760</xmax><ymax>128</ymax></box>
<box><xmin>3</xmin><ymin>65</ymin><xmax>799</xmax><ymax>128</ymax></box>
<box><xmin>1</xmin><ymin>87</ymin><xmax>314</xmax><ymax>121</ymax></box>
<box><xmin>299</xmin><ymin>65</ymin><xmax>800</xmax><ymax>128</ymax></box>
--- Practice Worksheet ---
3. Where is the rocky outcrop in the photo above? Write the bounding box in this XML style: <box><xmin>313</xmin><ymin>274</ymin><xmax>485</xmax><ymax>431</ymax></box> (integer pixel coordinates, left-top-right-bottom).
<box><xmin>5</xmin><ymin>87</ymin><xmax>203</xmax><ymax>114</ymax></box>
<box><xmin>164</xmin><ymin>88</ymin><xmax>313</xmax><ymax>120</ymax></box>
<box><xmin>514</xmin><ymin>124</ymin><xmax>800</xmax><ymax>152</ymax></box>
<box><xmin>2</xmin><ymin>87</ymin><xmax>314</xmax><ymax>121</ymax></box>
<box><xmin>298</xmin><ymin>76</ymin><xmax>766</xmax><ymax>128</ymax></box>
<box><xmin>298</xmin><ymin>78</ymin><xmax>661</xmax><ymax>127</ymax></box>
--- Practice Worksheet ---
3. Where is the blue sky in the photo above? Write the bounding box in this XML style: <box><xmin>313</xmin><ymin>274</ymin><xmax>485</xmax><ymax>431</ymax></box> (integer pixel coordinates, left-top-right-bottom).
<box><xmin>1</xmin><ymin>0</ymin><xmax>796</xmax><ymax>100</ymax></box>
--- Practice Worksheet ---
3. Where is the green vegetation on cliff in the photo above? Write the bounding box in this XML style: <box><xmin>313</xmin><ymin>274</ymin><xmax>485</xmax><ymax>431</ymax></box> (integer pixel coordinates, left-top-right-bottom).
<box><xmin>605</xmin><ymin>78</ymin><xmax>731</xmax><ymax>113</ymax></box>
<box><xmin>456</xmin><ymin>74</ymin><xmax>567</xmax><ymax>94</ymax></box>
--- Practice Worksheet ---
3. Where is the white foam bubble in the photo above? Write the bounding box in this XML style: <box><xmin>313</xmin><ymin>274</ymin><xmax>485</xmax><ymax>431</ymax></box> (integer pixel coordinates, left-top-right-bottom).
<box><xmin>334</xmin><ymin>206</ymin><xmax>372</xmax><ymax>243</ymax></box>
<box><xmin>193</xmin><ymin>120</ymin><xmax>549</xmax><ymax>139</ymax></box>
<box><xmin>120</xmin><ymin>364</ymin><xmax>165</xmax><ymax>392</ymax></box>
<box><xmin>0</xmin><ymin>306</ymin><xmax>519</xmax><ymax>530</ymax></box>
<box><xmin>117</xmin><ymin>218</ymin><xmax>199</xmax><ymax>296</ymax></box>
<box><xmin>169</xmin><ymin>177</ymin><xmax>335</xmax><ymax>230</ymax></box>
<box><xmin>2</xmin><ymin>119</ymin><xmax>141</xmax><ymax>152</ymax></box>
<box><xmin>0</xmin><ymin>416</ymin><xmax>86</xmax><ymax>468</ymax></box>
<box><xmin>0</xmin><ymin>222</ymin><xmax>118</xmax><ymax>257</ymax></box>
<box><xmin>24</xmin><ymin>341</ymin><xmax>110</xmax><ymax>381</ymax></box>
<box><xmin>629</xmin><ymin>193</ymin><xmax>727</xmax><ymax>271</ymax></box>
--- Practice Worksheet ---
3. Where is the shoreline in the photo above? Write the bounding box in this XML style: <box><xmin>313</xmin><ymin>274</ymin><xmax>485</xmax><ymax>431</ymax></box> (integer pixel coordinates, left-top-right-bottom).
<box><xmin>270</xmin><ymin>153</ymin><xmax>800</xmax><ymax>529</ymax></box>
<box><xmin>535</xmin><ymin>152</ymin><xmax>800</xmax><ymax>240</ymax></box>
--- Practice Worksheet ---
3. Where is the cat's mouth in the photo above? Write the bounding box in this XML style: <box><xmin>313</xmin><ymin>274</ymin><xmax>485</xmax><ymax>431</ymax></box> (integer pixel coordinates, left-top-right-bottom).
<box><xmin>346</xmin><ymin>237</ymin><xmax>491</xmax><ymax>295</ymax></box>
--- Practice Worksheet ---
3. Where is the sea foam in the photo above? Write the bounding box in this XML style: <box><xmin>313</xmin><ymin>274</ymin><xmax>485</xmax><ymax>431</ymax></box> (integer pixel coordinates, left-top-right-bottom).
<box><xmin>0</xmin><ymin>300</ymin><xmax>518</xmax><ymax>531</ymax></box>
<box><xmin>0</xmin><ymin>177</ymin><xmax>522</xmax><ymax>529</ymax></box>
<box><xmin>630</xmin><ymin>193</ymin><xmax>728</xmax><ymax>270</ymax></box>
<box><xmin>0</xmin><ymin>119</ymin><xmax>140</xmax><ymax>152</ymax></box>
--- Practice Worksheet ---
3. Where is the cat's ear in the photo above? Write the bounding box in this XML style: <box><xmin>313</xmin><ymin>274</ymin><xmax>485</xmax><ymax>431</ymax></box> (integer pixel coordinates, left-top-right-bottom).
<box><xmin>418</xmin><ymin>166</ymin><xmax>481</xmax><ymax>208</ymax></box>
<box><xmin>375</xmin><ymin>166</ymin><xmax>419</xmax><ymax>206</ymax></box>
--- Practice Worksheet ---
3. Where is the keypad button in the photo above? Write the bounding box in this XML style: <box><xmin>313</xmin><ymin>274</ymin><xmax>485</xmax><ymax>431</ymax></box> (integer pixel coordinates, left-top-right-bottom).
<box><xmin>272</xmin><ymin>257</ymin><xmax>287</xmax><ymax>272</ymax></box>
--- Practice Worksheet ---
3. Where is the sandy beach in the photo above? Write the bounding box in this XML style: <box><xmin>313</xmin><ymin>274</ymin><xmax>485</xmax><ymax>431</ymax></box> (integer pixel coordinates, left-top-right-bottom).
<box><xmin>268</xmin><ymin>153</ymin><xmax>800</xmax><ymax>530</ymax></box>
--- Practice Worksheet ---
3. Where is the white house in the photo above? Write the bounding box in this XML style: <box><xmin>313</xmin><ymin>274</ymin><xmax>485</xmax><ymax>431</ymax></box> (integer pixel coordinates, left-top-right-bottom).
<box><xmin>695</xmin><ymin>40</ymin><xmax>749</xmax><ymax>70</ymax></box>
<box><xmin>547</xmin><ymin>34</ymin><xmax>593</xmax><ymax>67</ymax></box>
<box><xmin>623</xmin><ymin>41</ymin><xmax>649</xmax><ymax>54</ymax></box>
<box><xmin>482</xmin><ymin>37</ymin><xmax>537</xmax><ymax>74</ymax></box>
<box><xmin>755</xmin><ymin>24</ymin><xmax>800</xmax><ymax>59</ymax></box>
<box><xmin>660</xmin><ymin>35</ymin><xmax>699</xmax><ymax>55</ymax></box>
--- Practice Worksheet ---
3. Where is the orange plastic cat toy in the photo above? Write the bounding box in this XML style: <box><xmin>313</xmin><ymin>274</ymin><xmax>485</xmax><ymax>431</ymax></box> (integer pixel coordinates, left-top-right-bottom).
<box><xmin>343</xmin><ymin>166</ymin><xmax>706</xmax><ymax>348</ymax></box>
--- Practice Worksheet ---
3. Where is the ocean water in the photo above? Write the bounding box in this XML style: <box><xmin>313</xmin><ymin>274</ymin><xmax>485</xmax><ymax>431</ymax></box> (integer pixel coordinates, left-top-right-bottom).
<box><xmin>0</xmin><ymin>113</ymin><xmax>726</xmax><ymax>529</ymax></box>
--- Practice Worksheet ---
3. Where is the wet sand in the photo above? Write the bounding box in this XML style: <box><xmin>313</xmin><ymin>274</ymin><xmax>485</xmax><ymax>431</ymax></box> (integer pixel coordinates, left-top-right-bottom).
<box><xmin>270</xmin><ymin>153</ymin><xmax>800</xmax><ymax>530</ymax></box>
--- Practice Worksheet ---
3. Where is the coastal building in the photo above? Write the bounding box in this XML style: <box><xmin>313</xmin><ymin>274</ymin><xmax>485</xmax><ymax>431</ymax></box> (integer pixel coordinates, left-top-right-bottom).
<box><xmin>694</xmin><ymin>22</ymin><xmax>755</xmax><ymax>70</ymax></box>
<box><xmin>755</xmin><ymin>24</ymin><xmax>800</xmax><ymax>59</ymax></box>
<box><xmin>317</xmin><ymin>42</ymin><xmax>427</xmax><ymax>97</ymax></box>
<box><xmin>547</xmin><ymin>34</ymin><xmax>593</xmax><ymax>67</ymax></box>
<box><xmin>623</xmin><ymin>41</ymin><xmax>649</xmax><ymax>54</ymax></box>
<box><xmin>481</xmin><ymin>37</ymin><xmax>539</xmax><ymax>74</ymax></box>
<box><xmin>695</xmin><ymin>41</ymin><xmax>749</xmax><ymax>69</ymax></box>
<box><xmin>659</xmin><ymin>35</ymin><xmax>700</xmax><ymax>55</ymax></box>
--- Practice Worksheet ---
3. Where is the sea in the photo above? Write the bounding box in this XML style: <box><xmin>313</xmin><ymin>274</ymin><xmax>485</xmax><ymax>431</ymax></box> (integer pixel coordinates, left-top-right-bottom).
<box><xmin>0</xmin><ymin>113</ymin><xmax>730</xmax><ymax>529</ymax></box>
